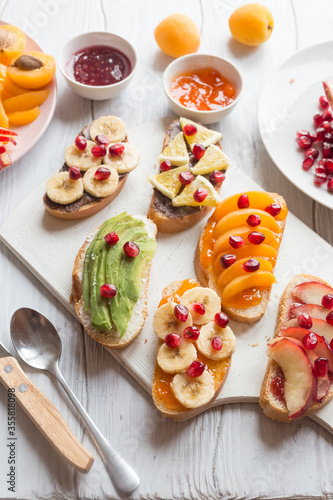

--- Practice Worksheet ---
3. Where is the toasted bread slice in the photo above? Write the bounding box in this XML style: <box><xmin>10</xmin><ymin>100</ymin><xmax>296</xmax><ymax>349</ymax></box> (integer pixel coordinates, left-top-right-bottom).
<box><xmin>195</xmin><ymin>193</ymin><xmax>287</xmax><ymax>323</ymax></box>
<box><xmin>260</xmin><ymin>274</ymin><xmax>333</xmax><ymax>422</ymax></box>
<box><xmin>72</xmin><ymin>215</ymin><xmax>157</xmax><ymax>348</ymax></box>
<box><xmin>147</xmin><ymin>119</ymin><xmax>224</xmax><ymax>233</ymax></box>
<box><xmin>152</xmin><ymin>280</ymin><xmax>233</xmax><ymax>421</ymax></box>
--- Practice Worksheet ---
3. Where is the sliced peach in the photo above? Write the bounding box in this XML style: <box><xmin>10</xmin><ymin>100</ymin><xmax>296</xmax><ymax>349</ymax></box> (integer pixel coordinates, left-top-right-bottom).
<box><xmin>7</xmin><ymin>51</ymin><xmax>55</xmax><ymax>89</ymax></box>
<box><xmin>214</xmin><ymin>208</ymin><xmax>281</xmax><ymax>236</ymax></box>
<box><xmin>0</xmin><ymin>63</ymin><xmax>7</xmax><ymax>82</ymax></box>
<box><xmin>222</xmin><ymin>271</ymin><xmax>276</xmax><ymax>306</ymax></box>
<box><xmin>213</xmin><ymin>244</ymin><xmax>278</xmax><ymax>274</ymax></box>
<box><xmin>4</xmin><ymin>76</ymin><xmax>27</xmax><ymax>96</ymax></box>
<box><xmin>213</xmin><ymin>225</ymin><xmax>280</xmax><ymax>255</ymax></box>
<box><xmin>217</xmin><ymin>257</ymin><xmax>273</xmax><ymax>289</ymax></box>
<box><xmin>8</xmin><ymin>106</ymin><xmax>40</xmax><ymax>126</ymax></box>
<box><xmin>213</xmin><ymin>191</ymin><xmax>288</xmax><ymax>222</ymax></box>
<box><xmin>0</xmin><ymin>25</ymin><xmax>25</xmax><ymax>66</ymax></box>
<box><xmin>0</xmin><ymin>99</ymin><xmax>9</xmax><ymax>128</ymax></box>
<box><xmin>4</xmin><ymin>89</ymin><xmax>50</xmax><ymax>113</ymax></box>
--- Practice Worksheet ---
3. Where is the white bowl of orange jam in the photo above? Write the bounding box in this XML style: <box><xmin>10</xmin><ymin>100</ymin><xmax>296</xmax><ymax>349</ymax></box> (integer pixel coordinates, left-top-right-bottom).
<box><xmin>163</xmin><ymin>54</ymin><xmax>243</xmax><ymax>124</ymax></box>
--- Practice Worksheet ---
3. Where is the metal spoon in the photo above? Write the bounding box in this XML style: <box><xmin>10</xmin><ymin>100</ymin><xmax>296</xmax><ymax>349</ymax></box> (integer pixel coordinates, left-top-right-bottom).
<box><xmin>10</xmin><ymin>307</ymin><xmax>140</xmax><ymax>495</ymax></box>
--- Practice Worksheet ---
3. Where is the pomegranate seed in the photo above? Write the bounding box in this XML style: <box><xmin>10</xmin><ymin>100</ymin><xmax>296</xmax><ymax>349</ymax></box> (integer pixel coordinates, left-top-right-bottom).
<box><xmin>314</xmin><ymin>358</ymin><xmax>329</xmax><ymax>377</ymax></box>
<box><xmin>237</xmin><ymin>194</ymin><xmax>250</xmax><ymax>209</ymax></box>
<box><xmin>265</xmin><ymin>203</ymin><xmax>281</xmax><ymax>216</ymax></box>
<box><xmin>192</xmin><ymin>303</ymin><xmax>205</xmax><ymax>315</ymax></box>
<box><xmin>248</xmin><ymin>231</ymin><xmax>265</xmax><ymax>245</ymax></box>
<box><xmin>193</xmin><ymin>188</ymin><xmax>208</xmax><ymax>203</ymax></box>
<box><xmin>94</xmin><ymin>134</ymin><xmax>109</xmax><ymax>146</ymax></box>
<box><xmin>298</xmin><ymin>313</ymin><xmax>313</xmax><ymax>329</ymax></box>
<box><xmin>322</xmin><ymin>294</ymin><xmax>333</xmax><ymax>309</ymax></box>
<box><xmin>298</xmin><ymin>136</ymin><xmax>312</xmax><ymax>149</ymax></box>
<box><xmin>296</xmin><ymin>130</ymin><xmax>310</xmax><ymax>138</ymax></box>
<box><xmin>211</xmin><ymin>335</ymin><xmax>223</xmax><ymax>351</ymax></box>
<box><xmin>229</xmin><ymin>235</ymin><xmax>245</xmax><ymax>249</ymax></box>
<box><xmin>94</xmin><ymin>167</ymin><xmax>111</xmax><ymax>180</ymax></box>
<box><xmin>309</xmin><ymin>132</ymin><xmax>318</xmax><ymax>143</ymax></box>
<box><xmin>215</xmin><ymin>312</ymin><xmax>229</xmax><ymax>328</ymax></box>
<box><xmin>178</xmin><ymin>171</ymin><xmax>194</xmax><ymax>185</ymax></box>
<box><xmin>326</xmin><ymin>311</ymin><xmax>333</xmax><ymax>326</ymax></box>
<box><xmin>302</xmin><ymin>157</ymin><xmax>314</xmax><ymax>170</ymax></box>
<box><xmin>302</xmin><ymin>332</ymin><xmax>318</xmax><ymax>350</ymax></box>
<box><xmin>210</xmin><ymin>170</ymin><xmax>225</xmax><ymax>185</ymax></box>
<box><xmin>104</xmin><ymin>232</ymin><xmax>119</xmax><ymax>245</ymax></box>
<box><xmin>183</xmin><ymin>123</ymin><xmax>197</xmax><ymax>136</ymax></box>
<box><xmin>100</xmin><ymin>283</ymin><xmax>117</xmax><ymax>298</ymax></box>
<box><xmin>68</xmin><ymin>166</ymin><xmax>81</xmax><ymax>180</ymax></box>
<box><xmin>160</xmin><ymin>160</ymin><xmax>172</xmax><ymax>172</ymax></box>
<box><xmin>220</xmin><ymin>254</ymin><xmax>236</xmax><ymax>268</ymax></box>
<box><xmin>246</xmin><ymin>214</ymin><xmax>261</xmax><ymax>227</ymax></box>
<box><xmin>324</xmin><ymin>159</ymin><xmax>333</xmax><ymax>174</ymax></box>
<box><xmin>91</xmin><ymin>145</ymin><xmax>106</xmax><ymax>157</ymax></box>
<box><xmin>183</xmin><ymin>326</ymin><xmax>200</xmax><ymax>340</ymax></box>
<box><xmin>316</xmin><ymin>127</ymin><xmax>325</xmax><ymax>142</ymax></box>
<box><xmin>187</xmin><ymin>360</ymin><xmax>206</xmax><ymax>377</ymax></box>
<box><xmin>165</xmin><ymin>333</ymin><xmax>182</xmax><ymax>348</ymax></box>
<box><xmin>314</xmin><ymin>172</ymin><xmax>327</xmax><ymax>186</ymax></box>
<box><xmin>322</xmin><ymin>121</ymin><xmax>332</xmax><ymax>132</ymax></box>
<box><xmin>174</xmin><ymin>304</ymin><xmax>189</xmax><ymax>322</ymax></box>
<box><xmin>109</xmin><ymin>143</ymin><xmax>125</xmax><ymax>157</ymax></box>
<box><xmin>324</xmin><ymin>132</ymin><xmax>333</xmax><ymax>143</ymax></box>
<box><xmin>304</xmin><ymin>148</ymin><xmax>319</xmax><ymax>159</ymax></box>
<box><xmin>123</xmin><ymin>241</ymin><xmax>140</xmax><ymax>258</ymax></box>
<box><xmin>322</xmin><ymin>142</ymin><xmax>333</xmax><ymax>158</ymax></box>
<box><xmin>242</xmin><ymin>258</ymin><xmax>260</xmax><ymax>272</ymax></box>
<box><xmin>0</xmin><ymin>145</ymin><xmax>5</xmax><ymax>154</ymax></box>
<box><xmin>328</xmin><ymin>177</ymin><xmax>333</xmax><ymax>192</ymax></box>
<box><xmin>322</xmin><ymin>109</ymin><xmax>333</xmax><ymax>122</ymax></box>
<box><xmin>75</xmin><ymin>135</ymin><xmax>87</xmax><ymax>151</ymax></box>
<box><xmin>316</xmin><ymin>165</ymin><xmax>326</xmax><ymax>174</ymax></box>
<box><xmin>320</xmin><ymin>95</ymin><xmax>329</xmax><ymax>108</ymax></box>
<box><xmin>193</xmin><ymin>144</ymin><xmax>205</xmax><ymax>160</ymax></box>
<box><xmin>314</xmin><ymin>113</ymin><xmax>324</xmax><ymax>127</ymax></box>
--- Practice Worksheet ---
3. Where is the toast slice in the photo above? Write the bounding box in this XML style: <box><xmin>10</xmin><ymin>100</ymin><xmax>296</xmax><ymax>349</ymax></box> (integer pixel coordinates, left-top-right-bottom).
<box><xmin>195</xmin><ymin>192</ymin><xmax>288</xmax><ymax>323</ymax></box>
<box><xmin>152</xmin><ymin>280</ymin><xmax>235</xmax><ymax>420</ymax></box>
<box><xmin>72</xmin><ymin>214</ymin><xmax>157</xmax><ymax>348</ymax></box>
<box><xmin>260</xmin><ymin>274</ymin><xmax>333</xmax><ymax>421</ymax></box>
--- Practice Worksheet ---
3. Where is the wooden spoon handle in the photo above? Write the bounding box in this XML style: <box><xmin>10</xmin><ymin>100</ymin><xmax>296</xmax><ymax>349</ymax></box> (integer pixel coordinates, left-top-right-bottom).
<box><xmin>0</xmin><ymin>355</ymin><xmax>94</xmax><ymax>473</ymax></box>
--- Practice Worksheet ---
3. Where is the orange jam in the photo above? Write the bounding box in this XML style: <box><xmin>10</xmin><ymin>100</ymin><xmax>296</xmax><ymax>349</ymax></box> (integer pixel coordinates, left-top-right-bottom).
<box><xmin>159</xmin><ymin>279</ymin><xmax>199</xmax><ymax>306</ymax></box>
<box><xmin>169</xmin><ymin>67</ymin><xmax>236</xmax><ymax>111</ymax></box>
<box><xmin>200</xmin><ymin>219</ymin><xmax>216</xmax><ymax>272</ymax></box>
<box><xmin>224</xmin><ymin>288</ymin><xmax>263</xmax><ymax>308</ymax></box>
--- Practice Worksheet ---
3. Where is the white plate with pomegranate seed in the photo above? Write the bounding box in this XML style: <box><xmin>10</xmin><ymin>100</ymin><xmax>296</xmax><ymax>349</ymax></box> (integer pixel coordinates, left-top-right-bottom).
<box><xmin>2</xmin><ymin>117</ymin><xmax>333</xmax><ymax>431</ymax></box>
<box><xmin>258</xmin><ymin>41</ymin><xmax>333</xmax><ymax>210</ymax></box>
<box><xmin>0</xmin><ymin>21</ymin><xmax>57</xmax><ymax>171</ymax></box>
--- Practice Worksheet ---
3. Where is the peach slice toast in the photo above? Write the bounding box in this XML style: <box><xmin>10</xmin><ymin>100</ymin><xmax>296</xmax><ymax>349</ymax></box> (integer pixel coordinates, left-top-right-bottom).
<box><xmin>152</xmin><ymin>279</ymin><xmax>236</xmax><ymax>420</ymax></box>
<box><xmin>195</xmin><ymin>191</ymin><xmax>288</xmax><ymax>322</ymax></box>
<box><xmin>260</xmin><ymin>275</ymin><xmax>333</xmax><ymax>421</ymax></box>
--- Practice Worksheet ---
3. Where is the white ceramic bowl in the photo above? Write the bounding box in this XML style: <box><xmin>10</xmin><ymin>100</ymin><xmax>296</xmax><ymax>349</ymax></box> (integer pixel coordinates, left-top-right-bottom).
<box><xmin>163</xmin><ymin>54</ymin><xmax>243</xmax><ymax>124</ymax></box>
<box><xmin>58</xmin><ymin>32</ymin><xmax>138</xmax><ymax>100</ymax></box>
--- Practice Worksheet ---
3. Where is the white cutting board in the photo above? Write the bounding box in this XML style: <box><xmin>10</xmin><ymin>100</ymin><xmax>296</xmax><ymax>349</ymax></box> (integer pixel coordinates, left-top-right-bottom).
<box><xmin>1</xmin><ymin>117</ymin><xmax>333</xmax><ymax>431</ymax></box>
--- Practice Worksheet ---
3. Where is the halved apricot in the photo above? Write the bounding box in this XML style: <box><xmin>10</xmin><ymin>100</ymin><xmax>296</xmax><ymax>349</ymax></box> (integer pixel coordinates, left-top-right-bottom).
<box><xmin>222</xmin><ymin>272</ymin><xmax>276</xmax><ymax>307</ymax></box>
<box><xmin>214</xmin><ymin>208</ymin><xmax>281</xmax><ymax>237</ymax></box>
<box><xmin>213</xmin><ymin>225</ymin><xmax>281</xmax><ymax>255</ymax></box>
<box><xmin>217</xmin><ymin>258</ymin><xmax>273</xmax><ymax>289</ymax></box>
<box><xmin>0</xmin><ymin>25</ymin><xmax>25</xmax><ymax>66</ymax></box>
<box><xmin>8</xmin><ymin>106</ymin><xmax>40</xmax><ymax>126</ymax></box>
<box><xmin>4</xmin><ymin>76</ymin><xmax>28</xmax><ymax>96</ymax></box>
<box><xmin>4</xmin><ymin>89</ymin><xmax>50</xmax><ymax>113</ymax></box>
<box><xmin>0</xmin><ymin>99</ymin><xmax>8</xmax><ymax>128</ymax></box>
<box><xmin>7</xmin><ymin>51</ymin><xmax>55</xmax><ymax>89</ymax></box>
<box><xmin>213</xmin><ymin>244</ymin><xmax>278</xmax><ymax>274</ymax></box>
<box><xmin>212</xmin><ymin>191</ymin><xmax>288</xmax><ymax>222</ymax></box>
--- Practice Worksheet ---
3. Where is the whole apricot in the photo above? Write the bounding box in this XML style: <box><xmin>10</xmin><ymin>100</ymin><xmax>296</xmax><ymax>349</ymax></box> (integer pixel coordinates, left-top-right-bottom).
<box><xmin>154</xmin><ymin>14</ymin><xmax>200</xmax><ymax>58</ymax></box>
<box><xmin>229</xmin><ymin>3</ymin><xmax>274</xmax><ymax>46</ymax></box>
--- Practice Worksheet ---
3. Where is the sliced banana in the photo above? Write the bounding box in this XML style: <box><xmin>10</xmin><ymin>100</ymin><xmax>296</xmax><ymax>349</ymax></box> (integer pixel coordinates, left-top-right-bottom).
<box><xmin>196</xmin><ymin>322</ymin><xmax>236</xmax><ymax>361</ymax></box>
<box><xmin>103</xmin><ymin>143</ymin><xmax>140</xmax><ymax>173</ymax></box>
<box><xmin>180</xmin><ymin>287</ymin><xmax>221</xmax><ymax>325</ymax></box>
<box><xmin>157</xmin><ymin>341</ymin><xmax>197</xmax><ymax>374</ymax></box>
<box><xmin>90</xmin><ymin>116</ymin><xmax>127</xmax><ymax>143</ymax></box>
<box><xmin>82</xmin><ymin>166</ymin><xmax>119</xmax><ymax>198</ymax></box>
<box><xmin>153</xmin><ymin>302</ymin><xmax>193</xmax><ymax>340</ymax></box>
<box><xmin>65</xmin><ymin>141</ymin><xmax>103</xmax><ymax>171</ymax></box>
<box><xmin>46</xmin><ymin>171</ymin><xmax>84</xmax><ymax>204</ymax></box>
<box><xmin>171</xmin><ymin>371</ymin><xmax>215</xmax><ymax>408</ymax></box>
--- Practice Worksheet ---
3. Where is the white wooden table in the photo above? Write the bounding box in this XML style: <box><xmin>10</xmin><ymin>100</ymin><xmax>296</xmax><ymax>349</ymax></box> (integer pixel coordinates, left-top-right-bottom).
<box><xmin>0</xmin><ymin>1</ymin><xmax>332</xmax><ymax>499</ymax></box>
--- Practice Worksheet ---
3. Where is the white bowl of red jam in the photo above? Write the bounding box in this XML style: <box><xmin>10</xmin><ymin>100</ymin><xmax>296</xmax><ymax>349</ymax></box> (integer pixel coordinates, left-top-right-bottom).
<box><xmin>163</xmin><ymin>54</ymin><xmax>243</xmax><ymax>124</ymax></box>
<box><xmin>59</xmin><ymin>32</ymin><xmax>137</xmax><ymax>100</ymax></box>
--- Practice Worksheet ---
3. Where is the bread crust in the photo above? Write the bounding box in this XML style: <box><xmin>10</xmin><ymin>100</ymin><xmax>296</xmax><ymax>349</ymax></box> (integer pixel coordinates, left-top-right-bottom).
<box><xmin>195</xmin><ymin>193</ymin><xmax>287</xmax><ymax>323</ymax></box>
<box><xmin>259</xmin><ymin>274</ymin><xmax>333</xmax><ymax>422</ymax></box>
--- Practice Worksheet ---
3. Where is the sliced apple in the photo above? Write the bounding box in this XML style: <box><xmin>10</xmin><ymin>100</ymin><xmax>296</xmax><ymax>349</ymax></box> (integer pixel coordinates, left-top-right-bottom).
<box><xmin>283</xmin><ymin>318</ymin><xmax>333</xmax><ymax>345</ymax></box>
<box><xmin>289</xmin><ymin>303</ymin><xmax>331</xmax><ymax>322</ymax></box>
<box><xmin>291</xmin><ymin>282</ymin><xmax>333</xmax><ymax>306</ymax></box>
<box><xmin>269</xmin><ymin>337</ymin><xmax>317</xmax><ymax>419</ymax></box>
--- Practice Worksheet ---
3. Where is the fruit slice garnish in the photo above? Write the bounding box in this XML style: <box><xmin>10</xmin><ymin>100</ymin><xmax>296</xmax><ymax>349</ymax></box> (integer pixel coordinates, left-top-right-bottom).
<box><xmin>158</xmin><ymin>132</ymin><xmax>189</xmax><ymax>166</ymax></box>
<box><xmin>172</xmin><ymin>175</ymin><xmax>221</xmax><ymax>207</ymax></box>
<box><xmin>213</xmin><ymin>225</ymin><xmax>280</xmax><ymax>255</ymax></box>
<box><xmin>221</xmin><ymin>271</ymin><xmax>276</xmax><ymax>307</ymax></box>
<box><xmin>213</xmin><ymin>244</ymin><xmax>278</xmax><ymax>274</ymax></box>
<box><xmin>213</xmin><ymin>208</ymin><xmax>281</xmax><ymax>236</ymax></box>
<box><xmin>190</xmin><ymin>144</ymin><xmax>229</xmax><ymax>175</ymax></box>
<box><xmin>180</xmin><ymin>117</ymin><xmax>222</xmax><ymax>150</ymax></box>
<box><xmin>148</xmin><ymin>165</ymin><xmax>188</xmax><ymax>199</ymax></box>
<box><xmin>217</xmin><ymin>257</ymin><xmax>273</xmax><ymax>289</ymax></box>
<box><xmin>323</xmin><ymin>81</ymin><xmax>333</xmax><ymax>109</ymax></box>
